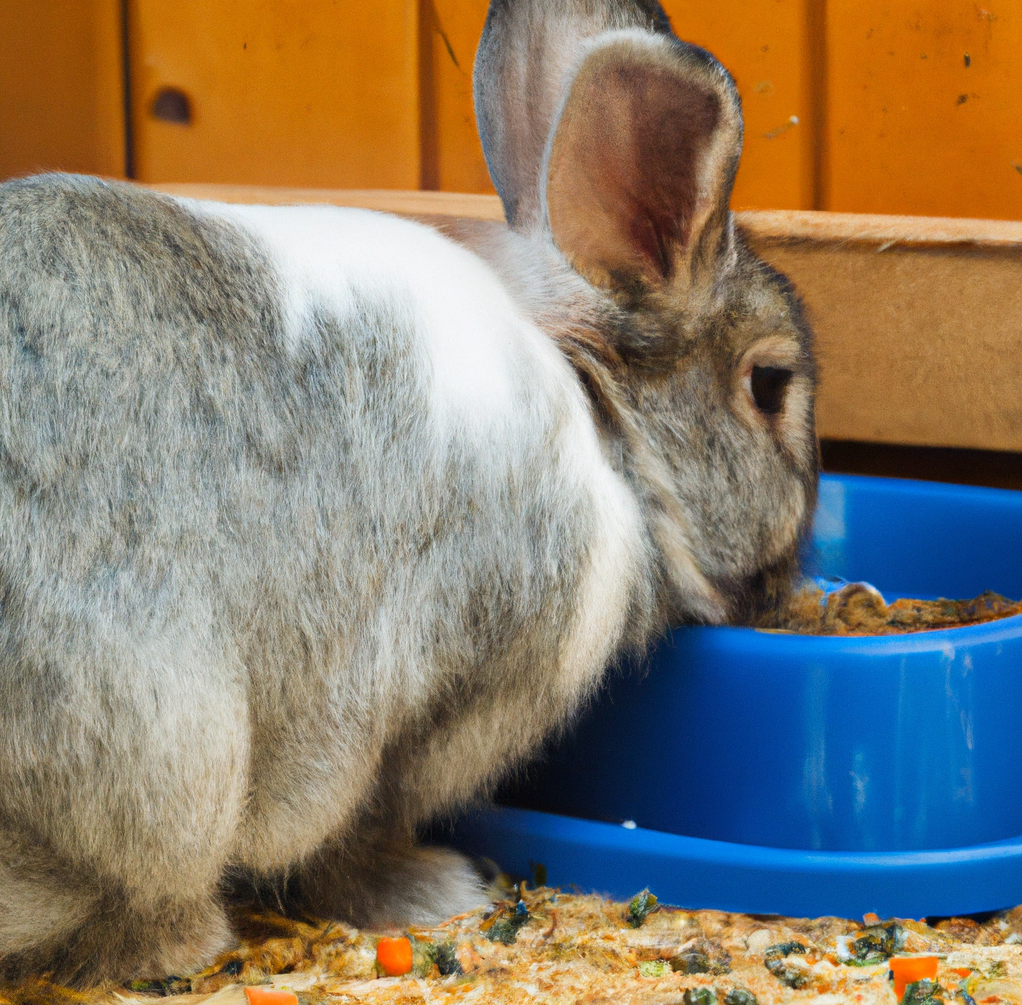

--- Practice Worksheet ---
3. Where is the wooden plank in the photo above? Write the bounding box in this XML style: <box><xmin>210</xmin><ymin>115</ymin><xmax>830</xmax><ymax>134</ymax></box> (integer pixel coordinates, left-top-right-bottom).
<box><xmin>421</xmin><ymin>0</ymin><xmax>1022</xmax><ymax>218</ymax></box>
<box><xmin>663</xmin><ymin>0</ymin><xmax>819</xmax><ymax>210</ymax></box>
<box><xmin>0</xmin><ymin>0</ymin><xmax>126</xmax><ymax>181</ymax></box>
<box><xmin>149</xmin><ymin>183</ymin><xmax>505</xmax><ymax>220</ymax></box>
<box><xmin>421</xmin><ymin>0</ymin><xmax>494</xmax><ymax>194</ymax></box>
<box><xmin>826</xmin><ymin>0</ymin><xmax>1022</xmax><ymax>219</ymax></box>
<box><xmin>127</xmin><ymin>0</ymin><xmax>420</xmax><ymax>189</ymax></box>
<box><xmin>741</xmin><ymin>208</ymin><xmax>1022</xmax><ymax>248</ymax></box>
<box><xmin>143</xmin><ymin>184</ymin><xmax>1022</xmax><ymax>455</ymax></box>
<box><xmin>752</xmin><ymin>237</ymin><xmax>1022</xmax><ymax>453</ymax></box>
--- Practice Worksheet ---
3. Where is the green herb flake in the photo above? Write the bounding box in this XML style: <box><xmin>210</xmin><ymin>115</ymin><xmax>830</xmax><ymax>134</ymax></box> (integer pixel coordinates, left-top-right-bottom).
<box><xmin>671</xmin><ymin>952</ymin><xmax>712</xmax><ymax>974</ymax></box>
<box><xmin>684</xmin><ymin>987</ymin><xmax>718</xmax><ymax>1005</ymax></box>
<box><xmin>764</xmin><ymin>941</ymin><xmax>810</xmax><ymax>988</ymax></box>
<box><xmin>852</xmin><ymin>923</ymin><xmax>904</xmax><ymax>964</ymax></box>
<box><xmin>627</xmin><ymin>888</ymin><xmax>659</xmax><ymax>928</ymax></box>
<box><xmin>900</xmin><ymin>978</ymin><xmax>945</xmax><ymax>1005</ymax></box>
<box><xmin>426</xmin><ymin>939</ymin><xmax>462</xmax><ymax>976</ymax></box>
<box><xmin>724</xmin><ymin>987</ymin><xmax>759</xmax><ymax>1005</ymax></box>
<box><xmin>486</xmin><ymin>899</ymin><xmax>530</xmax><ymax>945</ymax></box>
<box><xmin>637</xmin><ymin>960</ymin><xmax>672</xmax><ymax>978</ymax></box>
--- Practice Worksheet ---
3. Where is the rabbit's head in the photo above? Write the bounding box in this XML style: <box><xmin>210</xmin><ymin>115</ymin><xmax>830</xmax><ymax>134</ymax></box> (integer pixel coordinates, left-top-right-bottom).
<box><xmin>474</xmin><ymin>0</ymin><xmax>818</xmax><ymax>627</ymax></box>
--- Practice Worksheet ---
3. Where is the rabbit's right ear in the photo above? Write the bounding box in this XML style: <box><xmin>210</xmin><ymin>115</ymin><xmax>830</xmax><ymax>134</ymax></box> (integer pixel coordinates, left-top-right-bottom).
<box><xmin>474</xmin><ymin>0</ymin><xmax>674</xmax><ymax>231</ymax></box>
<box><xmin>542</xmin><ymin>33</ymin><xmax>742</xmax><ymax>306</ymax></box>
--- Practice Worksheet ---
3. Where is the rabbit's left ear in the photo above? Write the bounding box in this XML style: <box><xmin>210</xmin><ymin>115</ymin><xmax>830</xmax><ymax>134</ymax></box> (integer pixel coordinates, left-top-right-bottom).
<box><xmin>543</xmin><ymin>32</ymin><xmax>742</xmax><ymax>304</ymax></box>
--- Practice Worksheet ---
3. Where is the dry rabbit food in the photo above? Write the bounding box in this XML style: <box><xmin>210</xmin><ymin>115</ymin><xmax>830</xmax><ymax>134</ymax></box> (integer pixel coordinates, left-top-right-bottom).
<box><xmin>762</xmin><ymin>581</ymin><xmax>1022</xmax><ymax>636</ymax></box>
<box><xmin>9</xmin><ymin>889</ymin><xmax>1022</xmax><ymax>1005</ymax></box>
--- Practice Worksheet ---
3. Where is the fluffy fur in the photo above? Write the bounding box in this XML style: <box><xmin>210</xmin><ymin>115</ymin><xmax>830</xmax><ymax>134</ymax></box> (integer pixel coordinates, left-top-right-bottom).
<box><xmin>0</xmin><ymin>0</ymin><xmax>817</xmax><ymax>988</ymax></box>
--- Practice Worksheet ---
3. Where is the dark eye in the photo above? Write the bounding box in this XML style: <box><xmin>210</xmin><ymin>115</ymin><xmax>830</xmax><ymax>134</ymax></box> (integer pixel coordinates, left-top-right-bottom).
<box><xmin>750</xmin><ymin>365</ymin><xmax>793</xmax><ymax>416</ymax></box>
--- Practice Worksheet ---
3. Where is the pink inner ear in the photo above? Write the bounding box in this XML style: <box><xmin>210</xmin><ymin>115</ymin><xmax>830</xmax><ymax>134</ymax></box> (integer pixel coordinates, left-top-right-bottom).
<box><xmin>624</xmin><ymin>68</ymin><xmax>721</xmax><ymax>277</ymax></box>
<box><xmin>548</xmin><ymin>57</ymin><xmax>721</xmax><ymax>287</ymax></box>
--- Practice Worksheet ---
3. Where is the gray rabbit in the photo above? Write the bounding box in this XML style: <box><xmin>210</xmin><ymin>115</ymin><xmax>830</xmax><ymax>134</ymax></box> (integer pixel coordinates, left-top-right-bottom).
<box><xmin>0</xmin><ymin>0</ymin><xmax>817</xmax><ymax>987</ymax></box>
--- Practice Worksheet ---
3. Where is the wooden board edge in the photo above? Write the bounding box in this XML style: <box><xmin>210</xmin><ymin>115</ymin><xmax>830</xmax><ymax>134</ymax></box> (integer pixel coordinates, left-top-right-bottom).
<box><xmin>143</xmin><ymin>183</ymin><xmax>507</xmax><ymax>222</ymax></box>
<box><xmin>142</xmin><ymin>184</ymin><xmax>1022</xmax><ymax>250</ymax></box>
<box><xmin>738</xmin><ymin>208</ymin><xmax>1022</xmax><ymax>250</ymax></box>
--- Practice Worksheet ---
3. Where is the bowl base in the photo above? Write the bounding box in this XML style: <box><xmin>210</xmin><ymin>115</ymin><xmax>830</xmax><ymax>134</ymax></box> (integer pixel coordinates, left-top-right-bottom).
<box><xmin>444</xmin><ymin>805</ymin><xmax>1022</xmax><ymax>919</ymax></box>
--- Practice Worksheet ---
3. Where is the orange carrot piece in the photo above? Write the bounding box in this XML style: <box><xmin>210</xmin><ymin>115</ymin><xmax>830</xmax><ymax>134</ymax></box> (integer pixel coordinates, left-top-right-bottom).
<box><xmin>890</xmin><ymin>957</ymin><xmax>939</xmax><ymax>999</ymax></box>
<box><xmin>243</xmin><ymin>988</ymin><xmax>299</xmax><ymax>1005</ymax></box>
<box><xmin>376</xmin><ymin>936</ymin><xmax>414</xmax><ymax>976</ymax></box>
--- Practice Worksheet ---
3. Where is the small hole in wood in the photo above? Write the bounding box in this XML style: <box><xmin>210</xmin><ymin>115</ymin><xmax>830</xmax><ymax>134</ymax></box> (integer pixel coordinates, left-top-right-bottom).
<box><xmin>151</xmin><ymin>87</ymin><xmax>193</xmax><ymax>124</ymax></box>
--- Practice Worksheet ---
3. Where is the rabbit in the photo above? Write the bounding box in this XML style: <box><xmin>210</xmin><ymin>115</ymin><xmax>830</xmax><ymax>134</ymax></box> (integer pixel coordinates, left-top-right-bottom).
<box><xmin>0</xmin><ymin>0</ymin><xmax>817</xmax><ymax>989</ymax></box>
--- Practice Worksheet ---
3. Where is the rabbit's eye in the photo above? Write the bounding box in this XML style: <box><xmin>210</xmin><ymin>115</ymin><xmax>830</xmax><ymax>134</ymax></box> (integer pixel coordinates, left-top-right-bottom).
<box><xmin>750</xmin><ymin>365</ymin><xmax>793</xmax><ymax>416</ymax></box>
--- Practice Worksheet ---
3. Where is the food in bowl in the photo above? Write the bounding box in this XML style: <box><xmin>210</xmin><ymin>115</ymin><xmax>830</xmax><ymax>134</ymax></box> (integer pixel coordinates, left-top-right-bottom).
<box><xmin>760</xmin><ymin>580</ymin><xmax>1022</xmax><ymax>636</ymax></box>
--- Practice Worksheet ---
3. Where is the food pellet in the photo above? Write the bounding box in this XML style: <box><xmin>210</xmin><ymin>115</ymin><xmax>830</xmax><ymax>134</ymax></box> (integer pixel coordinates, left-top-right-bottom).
<box><xmin>376</xmin><ymin>936</ymin><xmax>414</xmax><ymax>976</ymax></box>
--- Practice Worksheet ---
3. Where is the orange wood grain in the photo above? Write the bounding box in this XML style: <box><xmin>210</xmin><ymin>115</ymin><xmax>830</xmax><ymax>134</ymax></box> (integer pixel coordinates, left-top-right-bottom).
<box><xmin>5</xmin><ymin>2</ymin><xmax>1022</xmax><ymax>224</ymax></box>
<box><xmin>663</xmin><ymin>0</ymin><xmax>820</xmax><ymax>211</ymax></box>
<box><xmin>421</xmin><ymin>0</ymin><xmax>494</xmax><ymax>193</ymax></box>
<box><xmin>127</xmin><ymin>0</ymin><xmax>421</xmax><ymax>189</ymax></box>
<box><xmin>739</xmin><ymin>208</ymin><xmax>1022</xmax><ymax>247</ymax></box>
<box><xmin>826</xmin><ymin>0</ymin><xmax>1022</xmax><ymax>219</ymax></box>
<box><xmin>753</xmin><ymin>238</ymin><xmax>1022</xmax><ymax>453</ymax></box>
<box><xmin>417</xmin><ymin>0</ymin><xmax>1022</xmax><ymax>219</ymax></box>
<box><xmin>0</xmin><ymin>0</ymin><xmax>126</xmax><ymax>181</ymax></box>
<box><xmin>145</xmin><ymin>183</ymin><xmax>1022</xmax><ymax>246</ymax></box>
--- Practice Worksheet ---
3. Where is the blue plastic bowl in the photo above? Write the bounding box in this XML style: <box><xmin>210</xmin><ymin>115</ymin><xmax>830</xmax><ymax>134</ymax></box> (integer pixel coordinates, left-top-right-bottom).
<box><xmin>449</xmin><ymin>474</ymin><xmax>1022</xmax><ymax>918</ymax></box>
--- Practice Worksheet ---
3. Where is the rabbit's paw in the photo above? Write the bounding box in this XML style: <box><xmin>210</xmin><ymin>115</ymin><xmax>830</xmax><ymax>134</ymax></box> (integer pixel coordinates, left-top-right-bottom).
<box><xmin>0</xmin><ymin>885</ymin><xmax>234</xmax><ymax>989</ymax></box>
<box><xmin>145</xmin><ymin>894</ymin><xmax>236</xmax><ymax>982</ymax></box>
<box><xmin>371</xmin><ymin>845</ymin><xmax>490</xmax><ymax>927</ymax></box>
<box><xmin>77</xmin><ymin>894</ymin><xmax>235</xmax><ymax>988</ymax></box>
<box><xmin>295</xmin><ymin>841</ymin><xmax>489</xmax><ymax>929</ymax></box>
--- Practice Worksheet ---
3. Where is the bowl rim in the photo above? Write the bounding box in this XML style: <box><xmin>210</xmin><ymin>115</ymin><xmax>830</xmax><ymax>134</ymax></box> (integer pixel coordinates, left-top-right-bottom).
<box><xmin>665</xmin><ymin>611</ymin><xmax>1022</xmax><ymax>656</ymax></box>
<box><xmin>823</xmin><ymin>469</ymin><xmax>1022</xmax><ymax>504</ymax></box>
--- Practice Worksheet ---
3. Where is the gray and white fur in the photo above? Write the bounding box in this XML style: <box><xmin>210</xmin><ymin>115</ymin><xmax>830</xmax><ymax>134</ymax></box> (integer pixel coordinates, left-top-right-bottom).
<box><xmin>0</xmin><ymin>0</ymin><xmax>817</xmax><ymax>987</ymax></box>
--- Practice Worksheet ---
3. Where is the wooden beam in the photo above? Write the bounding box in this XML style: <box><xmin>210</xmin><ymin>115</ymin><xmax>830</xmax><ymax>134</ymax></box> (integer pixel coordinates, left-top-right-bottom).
<box><xmin>0</xmin><ymin>0</ymin><xmax>126</xmax><ymax>181</ymax></box>
<box><xmin>149</xmin><ymin>183</ymin><xmax>505</xmax><ymax>220</ymax></box>
<box><xmin>745</xmin><ymin>220</ymin><xmax>1022</xmax><ymax>454</ymax></box>
<box><xmin>146</xmin><ymin>184</ymin><xmax>1022</xmax><ymax>454</ymax></box>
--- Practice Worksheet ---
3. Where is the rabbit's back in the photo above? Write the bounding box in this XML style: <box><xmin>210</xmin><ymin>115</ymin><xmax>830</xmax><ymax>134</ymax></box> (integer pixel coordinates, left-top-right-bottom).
<box><xmin>0</xmin><ymin>174</ymin><xmax>647</xmax><ymax>877</ymax></box>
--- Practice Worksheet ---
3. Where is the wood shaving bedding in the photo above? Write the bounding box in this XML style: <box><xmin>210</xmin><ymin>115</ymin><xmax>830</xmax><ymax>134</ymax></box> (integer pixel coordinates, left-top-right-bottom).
<box><xmin>8</xmin><ymin>891</ymin><xmax>1022</xmax><ymax>1005</ymax></box>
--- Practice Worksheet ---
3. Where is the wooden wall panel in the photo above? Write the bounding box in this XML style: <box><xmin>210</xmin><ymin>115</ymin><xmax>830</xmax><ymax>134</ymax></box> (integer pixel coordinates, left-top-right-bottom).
<box><xmin>421</xmin><ymin>0</ymin><xmax>494</xmax><ymax>193</ymax></box>
<box><xmin>826</xmin><ymin>0</ymin><xmax>1022</xmax><ymax>219</ymax></box>
<box><xmin>127</xmin><ymin>0</ymin><xmax>420</xmax><ymax>189</ymax></box>
<box><xmin>5</xmin><ymin>3</ymin><xmax>1020</xmax><ymax>217</ymax></box>
<box><xmin>756</xmin><ymin>238</ymin><xmax>1022</xmax><ymax>452</ymax></box>
<box><xmin>663</xmin><ymin>0</ymin><xmax>819</xmax><ymax>210</ymax></box>
<box><xmin>421</xmin><ymin>0</ymin><xmax>1022</xmax><ymax>219</ymax></box>
<box><xmin>0</xmin><ymin>0</ymin><xmax>126</xmax><ymax>181</ymax></box>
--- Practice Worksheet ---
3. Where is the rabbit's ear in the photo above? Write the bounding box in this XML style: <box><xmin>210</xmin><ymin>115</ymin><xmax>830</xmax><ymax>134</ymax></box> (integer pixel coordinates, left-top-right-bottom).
<box><xmin>543</xmin><ymin>31</ymin><xmax>742</xmax><ymax>303</ymax></box>
<box><xmin>474</xmin><ymin>0</ymin><xmax>674</xmax><ymax>231</ymax></box>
